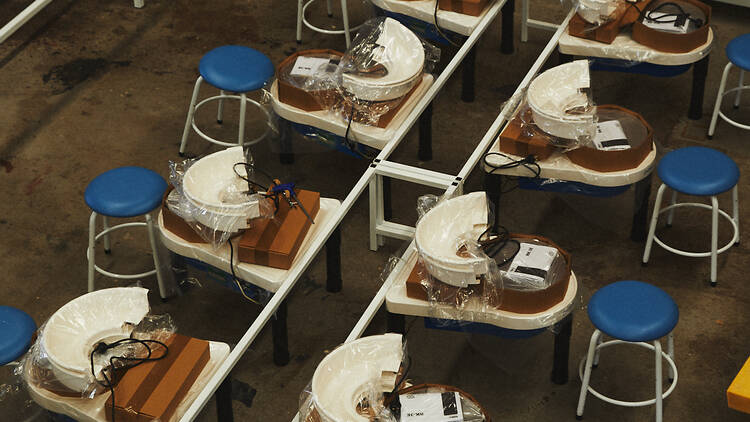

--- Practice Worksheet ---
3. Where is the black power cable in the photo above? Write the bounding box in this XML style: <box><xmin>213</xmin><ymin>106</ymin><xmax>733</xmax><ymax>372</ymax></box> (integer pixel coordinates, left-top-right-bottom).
<box><xmin>89</xmin><ymin>338</ymin><xmax>169</xmax><ymax>422</ymax></box>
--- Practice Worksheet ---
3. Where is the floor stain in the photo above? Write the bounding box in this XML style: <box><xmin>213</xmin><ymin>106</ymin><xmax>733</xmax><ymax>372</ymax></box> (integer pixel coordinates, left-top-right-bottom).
<box><xmin>0</xmin><ymin>160</ymin><xmax>13</xmax><ymax>173</ymax></box>
<box><xmin>42</xmin><ymin>58</ymin><xmax>131</xmax><ymax>94</ymax></box>
<box><xmin>24</xmin><ymin>176</ymin><xmax>43</xmax><ymax>195</ymax></box>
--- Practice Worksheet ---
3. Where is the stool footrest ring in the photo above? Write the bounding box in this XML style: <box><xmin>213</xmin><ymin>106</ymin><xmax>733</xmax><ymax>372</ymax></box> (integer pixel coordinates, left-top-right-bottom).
<box><xmin>191</xmin><ymin>94</ymin><xmax>272</xmax><ymax>147</ymax></box>
<box><xmin>654</xmin><ymin>202</ymin><xmax>739</xmax><ymax>257</ymax></box>
<box><xmin>302</xmin><ymin>0</ymin><xmax>364</xmax><ymax>35</ymax></box>
<box><xmin>718</xmin><ymin>85</ymin><xmax>750</xmax><ymax>130</ymax></box>
<box><xmin>87</xmin><ymin>221</ymin><xmax>158</xmax><ymax>280</ymax></box>
<box><xmin>578</xmin><ymin>339</ymin><xmax>678</xmax><ymax>407</ymax></box>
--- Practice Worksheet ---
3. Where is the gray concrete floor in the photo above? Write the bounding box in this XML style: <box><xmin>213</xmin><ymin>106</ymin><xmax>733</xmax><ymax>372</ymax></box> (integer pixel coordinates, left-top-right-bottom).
<box><xmin>1</xmin><ymin>0</ymin><xmax>749</xmax><ymax>420</ymax></box>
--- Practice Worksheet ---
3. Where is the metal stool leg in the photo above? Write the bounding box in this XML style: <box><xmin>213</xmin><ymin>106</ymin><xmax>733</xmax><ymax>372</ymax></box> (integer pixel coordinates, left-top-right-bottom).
<box><xmin>297</xmin><ymin>0</ymin><xmax>303</xmax><ymax>43</ymax></box>
<box><xmin>667</xmin><ymin>333</ymin><xmax>675</xmax><ymax>382</ymax></box>
<box><xmin>576</xmin><ymin>329</ymin><xmax>602</xmax><ymax>419</ymax></box>
<box><xmin>521</xmin><ymin>0</ymin><xmax>529</xmax><ymax>42</ymax></box>
<box><xmin>180</xmin><ymin>76</ymin><xmax>204</xmax><ymax>155</ymax></box>
<box><xmin>666</xmin><ymin>190</ymin><xmax>677</xmax><ymax>227</ymax></box>
<box><xmin>145</xmin><ymin>213</ymin><xmax>168</xmax><ymax>300</ymax></box>
<box><xmin>217</xmin><ymin>90</ymin><xmax>225</xmax><ymax>124</ymax></box>
<box><xmin>654</xmin><ymin>339</ymin><xmax>663</xmax><ymax>422</ymax></box>
<box><xmin>341</xmin><ymin>0</ymin><xmax>351</xmax><ymax>47</ymax></box>
<box><xmin>733</xmin><ymin>185</ymin><xmax>740</xmax><ymax>245</ymax></box>
<box><xmin>710</xmin><ymin>196</ymin><xmax>719</xmax><ymax>286</ymax></box>
<box><xmin>643</xmin><ymin>184</ymin><xmax>666</xmax><ymax>265</ymax></box>
<box><xmin>102</xmin><ymin>216</ymin><xmax>111</xmax><ymax>253</ymax></box>
<box><xmin>238</xmin><ymin>93</ymin><xmax>247</xmax><ymax>146</ymax></box>
<box><xmin>735</xmin><ymin>70</ymin><xmax>744</xmax><ymax>109</ymax></box>
<box><xmin>327</xmin><ymin>0</ymin><xmax>333</xmax><ymax>16</ymax></box>
<box><xmin>708</xmin><ymin>63</ymin><xmax>732</xmax><ymax>138</ymax></box>
<box><xmin>592</xmin><ymin>333</ymin><xmax>603</xmax><ymax>367</ymax></box>
<box><xmin>88</xmin><ymin>212</ymin><xmax>98</xmax><ymax>292</ymax></box>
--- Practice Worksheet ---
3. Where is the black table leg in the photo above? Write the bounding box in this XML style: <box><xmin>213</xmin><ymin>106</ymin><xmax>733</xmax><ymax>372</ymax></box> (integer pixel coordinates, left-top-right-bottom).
<box><xmin>279</xmin><ymin>119</ymin><xmax>295</xmax><ymax>164</ymax></box>
<box><xmin>387</xmin><ymin>312</ymin><xmax>406</xmax><ymax>334</ymax></box>
<box><xmin>630</xmin><ymin>173</ymin><xmax>652</xmax><ymax>242</ymax></box>
<box><xmin>559</xmin><ymin>52</ymin><xmax>573</xmax><ymax>65</ymax></box>
<box><xmin>272</xmin><ymin>300</ymin><xmax>290</xmax><ymax>366</ymax></box>
<box><xmin>216</xmin><ymin>375</ymin><xmax>234</xmax><ymax>422</ymax></box>
<box><xmin>326</xmin><ymin>226</ymin><xmax>342</xmax><ymax>293</ymax></box>
<box><xmin>501</xmin><ymin>0</ymin><xmax>515</xmax><ymax>55</ymax></box>
<box><xmin>418</xmin><ymin>102</ymin><xmax>433</xmax><ymax>161</ymax></box>
<box><xmin>484</xmin><ymin>172</ymin><xmax>503</xmax><ymax>230</ymax></box>
<box><xmin>383</xmin><ymin>176</ymin><xmax>393</xmax><ymax>221</ymax></box>
<box><xmin>461</xmin><ymin>47</ymin><xmax>477</xmax><ymax>103</ymax></box>
<box><xmin>689</xmin><ymin>54</ymin><xmax>710</xmax><ymax>120</ymax></box>
<box><xmin>551</xmin><ymin>313</ymin><xmax>573</xmax><ymax>385</ymax></box>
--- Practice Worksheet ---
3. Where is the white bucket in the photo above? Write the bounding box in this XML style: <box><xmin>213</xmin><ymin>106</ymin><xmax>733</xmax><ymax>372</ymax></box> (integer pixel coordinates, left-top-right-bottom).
<box><xmin>311</xmin><ymin>334</ymin><xmax>403</xmax><ymax>422</ymax></box>
<box><xmin>527</xmin><ymin>60</ymin><xmax>596</xmax><ymax>140</ymax></box>
<box><xmin>182</xmin><ymin>146</ymin><xmax>262</xmax><ymax>232</ymax></box>
<box><xmin>414</xmin><ymin>192</ymin><xmax>490</xmax><ymax>288</ymax></box>
<box><xmin>342</xmin><ymin>18</ymin><xmax>424</xmax><ymax>102</ymax></box>
<box><xmin>41</xmin><ymin>287</ymin><xmax>150</xmax><ymax>392</ymax></box>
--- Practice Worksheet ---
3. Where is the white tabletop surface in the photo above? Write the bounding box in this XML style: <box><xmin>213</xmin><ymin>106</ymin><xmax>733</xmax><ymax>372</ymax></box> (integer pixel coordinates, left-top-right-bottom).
<box><xmin>26</xmin><ymin>341</ymin><xmax>230</xmax><ymax>422</ymax></box>
<box><xmin>270</xmin><ymin>74</ymin><xmax>434</xmax><ymax>151</ymax></box>
<box><xmin>385</xmin><ymin>250</ymin><xmax>578</xmax><ymax>330</ymax></box>
<box><xmin>483</xmin><ymin>140</ymin><xmax>657</xmax><ymax>187</ymax></box>
<box><xmin>158</xmin><ymin>198</ymin><xmax>341</xmax><ymax>293</ymax></box>
<box><xmin>559</xmin><ymin>26</ymin><xmax>713</xmax><ymax>66</ymax></box>
<box><xmin>370</xmin><ymin>0</ymin><xmax>497</xmax><ymax>36</ymax></box>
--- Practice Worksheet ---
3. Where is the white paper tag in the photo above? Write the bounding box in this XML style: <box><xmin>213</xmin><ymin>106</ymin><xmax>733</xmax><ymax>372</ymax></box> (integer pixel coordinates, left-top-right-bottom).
<box><xmin>289</xmin><ymin>56</ymin><xmax>332</xmax><ymax>77</ymax></box>
<box><xmin>642</xmin><ymin>12</ymin><xmax>690</xmax><ymax>34</ymax></box>
<box><xmin>400</xmin><ymin>392</ymin><xmax>463</xmax><ymax>422</ymax></box>
<box><xmin>593</xmin><ymin>120</ymin><xmax>630</xmax><ymax>151</ymax></box>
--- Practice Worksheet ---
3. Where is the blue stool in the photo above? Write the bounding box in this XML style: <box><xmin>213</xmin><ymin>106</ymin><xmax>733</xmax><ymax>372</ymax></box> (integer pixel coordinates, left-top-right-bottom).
<box><xmin>642</xmin><ymin>147</ymin><xmax>740</xmax><ymax>286</ymax></box>
<box><xmin>576</xmin><ymin>281</ymin><xmax>678</xmax><ymax>422</ymax></box>
<box><xmin>179</xmin><ymin>45</ymin><xmax>275</xmax><ymax>155</ymax></box>
<box><xmin>708</xmin><ymin>33</ymin><xmax>750</xmax><ymax>139</ymax></box>
<box><xmin>0</xmin><ymin>306</ymin><xmax>36</xmax><ymax>366</ymax></box>
<box><xmin>85</xmin><ymin>167</ymin><xmax>169</xmax><ymax>299</ymax></box>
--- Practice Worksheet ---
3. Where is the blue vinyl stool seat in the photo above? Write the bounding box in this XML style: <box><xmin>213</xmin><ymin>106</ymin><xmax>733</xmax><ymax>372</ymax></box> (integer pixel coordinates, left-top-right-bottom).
<box><xmin>577</xmin><ymin>281</ymin><xmax>679</xmax><ymax>422</ymax></box>
<box><xmin>708</xmin><ymin>33</ymin><xmax>750</xmax><ymax>138</ymax></box>
<box><xmin>85</xmin><ymin>167</ymin><xmax>169</xmax><ymax>299</ymax></box>
<box><xmin>0</xmin><ymin>306</ymin><xmax>36</xmax><ymax>365</ymax></box>
<box><xmin>643</xmin><ymin>147</ymin><xmax>740</xmax><ymax>286</ymax></box>
<box><xmin>180</xmin><ymin>45</ymin><xmax>274</xmax><ymax>155</ymax></box>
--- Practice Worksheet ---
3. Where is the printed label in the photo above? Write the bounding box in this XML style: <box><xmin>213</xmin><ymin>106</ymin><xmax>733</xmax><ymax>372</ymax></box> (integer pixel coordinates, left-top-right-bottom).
<box><xmin>593</xmin><ymin>120</ymin><xmax>630</xmax><ymax>151</ymax></box>
<box><xmin>289</xmin><ymin>56</ymin><xmax>332</xmax><ymax>77</ymax></box>
<box><xmin>400</xmin><ymin>392</ymin><xmax>463</xmax><ymax>422</ymax></box>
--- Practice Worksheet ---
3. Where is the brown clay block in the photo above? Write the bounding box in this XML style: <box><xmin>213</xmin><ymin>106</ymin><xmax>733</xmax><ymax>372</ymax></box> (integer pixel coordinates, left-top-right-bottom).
<box><xmin>438</xmin><ymin>0</ymin><xmax>489</xmax><ymax>16</ymax></box>
<box><xmin>139</xmin><ymin>337</ymin><xmax>211</xmax><ymax>422</ymax></box>
<box><xmin>498</xmin><ymin>109</ymin><xmax>557</xmax><ymax>160</ymax></box>
<box><xmin>569</xmin><ymin>0</ymin><xmax>654</xmax><ymax>44</ymax></box>
<box><xmin>161</xmin><ymin>187</ymin><xmax>206</xmax><ymax>244</ymax></box>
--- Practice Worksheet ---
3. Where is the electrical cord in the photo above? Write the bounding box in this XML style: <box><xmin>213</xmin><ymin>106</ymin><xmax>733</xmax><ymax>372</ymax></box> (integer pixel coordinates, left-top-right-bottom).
<box><xmin>342</xmin><ymin>104</ymin><xmax>376</xmax><ymax>160</ymax></box>
<box><xmin>640</xmin><ymin>1</ymin><xmax>704</xmax><ymax>29</ymax></box>
<box><xmin>89</xmin><ymin>338</ymin><xmax>169</xmax><ymax>422</ymax></box>
<box><xmin>228</xmin><ymin>237</ymin><xmax>263</xmax><ymax>305</ymax></box>
<box><xmin>483</xmin><ymin>151</ymin><xmax>542</xmax><ymax>194</ymax></box>
<box><xmin>477</xmin><ymin>224</ymin><xmax>521</xmax><ymax>267</ymax></box>
<box><xmin>433</xmin><ymin>0</ymin><xmax>461</xmax><ymax>48</ymax></box>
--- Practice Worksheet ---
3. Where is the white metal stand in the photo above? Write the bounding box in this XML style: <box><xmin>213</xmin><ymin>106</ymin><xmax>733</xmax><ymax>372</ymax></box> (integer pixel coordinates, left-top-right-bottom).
<box><xmin>642</xmin><ymin>184</ymin><xmax>740</xmax><ymax>286</ymax></box>
<box><xmin>708</xmin><ymin>63</ymin><xmax>750</xmax><ymax>138</ymax></box>
<box><xmin>296</xmin><ymin>0</ymin><xmax>363</xmax><ymax>47</ymax></box>
<box><xmin>520</xmin><ymin>0</ymin><xmax>559</xmax><ymax>42</ymax></box>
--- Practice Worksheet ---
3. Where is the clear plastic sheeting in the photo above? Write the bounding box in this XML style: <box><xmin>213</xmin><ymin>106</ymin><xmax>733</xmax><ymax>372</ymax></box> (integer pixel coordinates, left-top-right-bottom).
<box><xmin>299</xmin><ymin>17</ymin><xmax>440</xmax><ymax>127</ymax></box>
<box><xmin>19</xmin><ymin>288</ymin><xmax>173</xmax><ymax>401</ymax></box>
<box><xmin>576</xmin><ymin>0</ymin><xmax>622</xmax><ymax>26</ymax></box>
<box><xmin>526</xmin><ymin>60</ymin><xmax>597</xmax><ymax>145</ymax></box>
<box><xmin>299</xmin><ymin>334</ymin><xmax>406</xmax><ymax>422</ymax></box>
<box><xmin>168</xmin><ymin>147</ymin><xmax>275</xmax><ymax>249</ymax></box>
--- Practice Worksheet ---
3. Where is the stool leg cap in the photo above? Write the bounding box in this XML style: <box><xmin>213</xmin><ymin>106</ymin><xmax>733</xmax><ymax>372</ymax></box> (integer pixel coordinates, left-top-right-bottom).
<box><xmin>734</xmin><ymin>105</ymin><xmax>740</xmax><ymax>110</ymax></box>
<box><xmin>179</xmin><ymin>152</ymin><xmax>185</xmax><ymax>157</ymax></box>
<box><xmin>576</xmin><ymin>415</ymin><xmax>583</xmax><ymax>420</ymax></box>
<box><xmin>710</xmin><ymin>281</ymin><xmax>717</xmax><ymax>287</ymax></box>
<box><xmin>665</xmin><ymin>223</ymin><xmax>672</xmax><ymax>228</ymax></box>
<box><xmin>296</xmin><ymin>40</ymin><xmax>302</xmax><ymax>44</ymax></box>
<box><xmin>104</xmin><ymin>249</ymin><xmax>111</xmax><ymax>255</ymax></box>
<box><xmin>735</xmin><ymin>242</ymin><xmax>740</xmax><ymax>247</ymax></box>
<box><xmin>592</xmin><ymin>364</ymin><xmax>598</xmax><ymax>369</ymax></box>
<box><xmin>668</xmin><ymin>378</ymin><xmax>674</xmax><ymax>383</ymax></box>
<box><xmin>641</xmin><ymin>261</ymin><xmax>648</xmax><ymax>267</ymax></box>
<box><xmin>217</xmin><ymin>119</ymin><xmax>223</xmax><ymax>124</ymax></box>
<box><xmin>328</xmin><ymin>12</ymin><xmax>333</xmax><ymax>17</ymax></box>
<box><xmin>707</xmin><ymin>135</ymin><xmax>713</xmax><ymax>140</ymax></box>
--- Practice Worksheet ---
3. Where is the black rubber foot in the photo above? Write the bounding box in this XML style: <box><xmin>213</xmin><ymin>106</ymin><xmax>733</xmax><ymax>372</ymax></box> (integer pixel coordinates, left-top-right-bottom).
<box><xmin>576</xmin><ymin>415</ymin><xmax>583</xmax><ymax>420</ymax></box>
<box><xmin>296</xmin><ymin>40</ymin><xmax>302</xmax><ymax>44</ymax></box>
<box><xmin>161</xmin><ymin>297</ymin><xmax>169</xmax><ymax>303</ymax></box>
<box><xmin>734</xmin><ymin>105</ymin><xmax>740</xmax><ymax>110</ymax></box>
<box><xmin>274</xmin><ymin>353</ymin><xmax>290</xmax><ymax>367</ymax></box>
<box><xmin>217</xmin><ymin>119</ymin><xmax>223</xmax><ymax>124</ymax></box>
<box><xmin>707</xmin><ymin>135</ymin><xmax>713</xmax><ymax>140</ymax></box>
<box><xmin>179</xmin><ymin>152</ymin><xmax>185</xmax><ymax>157</ymax></box>
<box><xmin>735</xmin><ymin>242</ymin><xmax>740</xmax><ymax>247</ymax></box>
<box><xmin>710</xmin><ymin>281</ymin><xmax>717</xmax><ymax>287</ymax></box>
<box><xmin>668</xmin><ymin>378</ymin><xmax>674</xmax><ymax>384</ymax></box>
<box><xmin>104</xmin><ymin>249</ymin><xmax>111</xmax><ymax>255</ymax></box>
<box><xmin>592</xmin><ymin>364</ymin><xmax>598</xmax><ymax>369</ymax></box>
<box><xmin>666</xmin><ymin>223</ymin><xmax>672</xmax><ymax>228</ymax></box>
<box><xmin>641</xmin><ymin>261</ymin><xmax>648</xmax><ymax>267</ymax></box>
<box><xmin>328</xmin><ymin>13</ymin><xmax>333</xmax><ymax>17</ymax></box>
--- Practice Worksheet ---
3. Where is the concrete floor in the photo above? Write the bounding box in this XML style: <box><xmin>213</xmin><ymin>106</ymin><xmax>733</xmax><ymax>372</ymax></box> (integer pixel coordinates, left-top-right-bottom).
<box><xmin>1</xmin><ymin>0</ymin><xmax>749</xmax><ymax>420</ymax></box>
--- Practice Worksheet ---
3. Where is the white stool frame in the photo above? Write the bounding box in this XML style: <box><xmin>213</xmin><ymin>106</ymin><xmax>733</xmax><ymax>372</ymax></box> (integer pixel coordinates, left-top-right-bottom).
<box><xmin>87</xmin><ymin>211</ymin><xmax>168</xmax><ymax>299</ymax></box>
<box><xmin>297</xmin><ymin>0</ymin><xmax>363</xmax><ymax>48</ymax></box>
<box><xmin>179</xmin><ymin>76</ymin><xmax>272</xmax><ymax>155</ymax></box>
<box><xmin>708</xmin><ymin>63</ymin><xmax>749</xmax><ymax>138</ymax></box>
<box><xmin>643</xmin><ymin>183</ymin><xmax>740</xmax><ymax>286</ymax></box>
<box><xmin>520</xmin><ymin>0</ymin><xmax>559</xmax><ymax>42</ymax></box>
<box><xmin>577</xmin><ymin>329</ymin><xmax>678</xmax><ymax>422</ymax></box>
